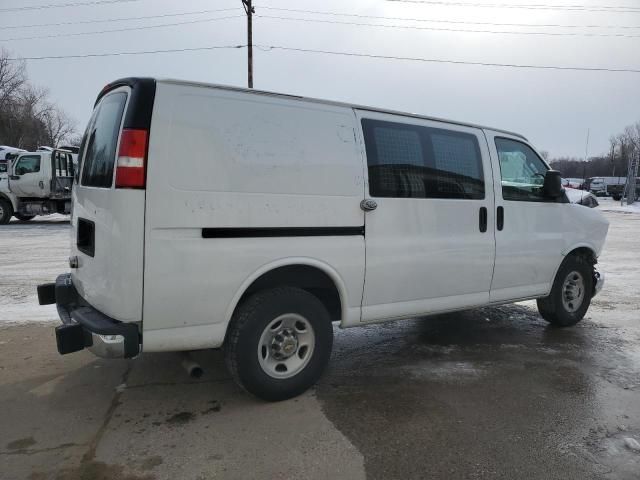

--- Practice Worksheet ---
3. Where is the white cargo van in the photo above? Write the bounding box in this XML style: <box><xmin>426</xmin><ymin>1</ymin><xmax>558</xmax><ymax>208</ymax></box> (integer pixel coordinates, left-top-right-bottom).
<box><xmin>38</xmin><ymin>78</ymin><xmax>608</xmax><ymax>401</ymax></box>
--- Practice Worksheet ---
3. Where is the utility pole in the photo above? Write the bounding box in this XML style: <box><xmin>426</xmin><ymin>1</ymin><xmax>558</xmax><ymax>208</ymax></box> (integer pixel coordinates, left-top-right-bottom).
<box><xmin>610</xmin><ymin>142</ymin><xmax>616</xmax><ymax>177</ymax></box>
<box><xmin>583</xmin><ymin>128</ymin><xmax>590</xmax><ymax>183</ymax></box>
<box><xmin>242</xmin><ymin>0</ymin><xmax>254</xmax><ymax>88</ymax></box>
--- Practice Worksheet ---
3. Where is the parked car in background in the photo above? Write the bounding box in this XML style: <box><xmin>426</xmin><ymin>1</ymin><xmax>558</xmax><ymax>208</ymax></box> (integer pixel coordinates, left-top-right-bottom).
<box><xmin>587</xmin><ymin>176</ymin><xmax>629</xmax><ymax>196</ymax></box>
<box><xmin>588</xmin><ymin>177</ymin><xmax>607</xmax><ymax>196</ymax></box>
<box><xmin>562</xmin><ymin>177</ymin><xmax>584</xmax><ymax>189</ymax></box>
<box><xmin>564</xmin><ymin>187</ymin><xmax>599</xmax><ymax>208</ymax></box>
<box><xmin>38</xmin><ymin>78</ymin><xmax>609</xmax><ymax>401</ymax></box>
<box><xmin>608</xmin><ymin>178</ymin><xmax>640</xmax><ymax>201</ymax></box>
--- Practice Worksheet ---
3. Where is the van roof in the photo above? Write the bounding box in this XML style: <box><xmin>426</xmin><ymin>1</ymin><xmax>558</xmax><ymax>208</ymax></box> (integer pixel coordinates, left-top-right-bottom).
<box><xmin>155</xmin><ymin>78</ymin><xmax>528</xmax><ymax>141</ymax></box>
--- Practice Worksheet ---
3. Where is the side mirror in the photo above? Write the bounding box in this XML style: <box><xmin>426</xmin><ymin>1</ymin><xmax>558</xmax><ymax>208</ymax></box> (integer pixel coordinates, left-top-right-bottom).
<box><xmin>543</xmin><ymin>170</ymin><xmax>564</xmax><ymax>199</ymax></box>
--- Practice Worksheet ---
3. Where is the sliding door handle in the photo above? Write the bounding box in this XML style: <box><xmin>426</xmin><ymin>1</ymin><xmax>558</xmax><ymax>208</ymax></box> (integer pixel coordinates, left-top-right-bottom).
<box><xmin>479</xmin><ymin>207</ymin><xmax>487</xmax><ymax>233</ymax></box>
<box><xmin>360</xmin><ymin>199</ymin><xmax>378</xmax><ymax>211</ymax></box>
<box><xmin>497</xmin><ymin>206</ymin><xmax>504</xmax><ymax>231</ymax></box>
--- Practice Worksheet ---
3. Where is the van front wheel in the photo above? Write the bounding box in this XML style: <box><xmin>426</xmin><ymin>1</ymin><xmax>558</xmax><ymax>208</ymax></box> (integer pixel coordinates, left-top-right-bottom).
<box><xmin>224</xmin><ymin>287</ymin><xmax>333</xmax><ymax>401</ymax></box>
<box><xmin>537</xmin><ymin>254</ymin><xmax>593</xmax><ymax>327</ymax></box>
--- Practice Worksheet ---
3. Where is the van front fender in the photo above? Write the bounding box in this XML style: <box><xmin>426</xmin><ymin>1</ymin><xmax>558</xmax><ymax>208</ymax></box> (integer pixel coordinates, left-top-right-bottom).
<box><xmin>560</xmin><ymin>242</ymin><xmax>600</xmax><ymax>258</ymax></box>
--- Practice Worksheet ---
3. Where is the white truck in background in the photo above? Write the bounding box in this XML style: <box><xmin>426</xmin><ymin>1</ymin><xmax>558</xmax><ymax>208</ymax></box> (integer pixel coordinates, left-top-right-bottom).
<box><xmin>0</xmin><ymin>149</ymin><xmax>75</xmax><ymax>224</ymax></box>
<box><xmin>587</xmin><ymin>176</ymin><xmax>627</xmax><ymax>196</ymax></box>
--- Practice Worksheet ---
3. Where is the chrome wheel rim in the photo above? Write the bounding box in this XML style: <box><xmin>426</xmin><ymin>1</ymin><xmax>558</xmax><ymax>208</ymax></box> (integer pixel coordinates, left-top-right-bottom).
<box><xmin>562</xmin><ymin>270</ymin><xmax>585</xmax><ymax>313</ymax></box>
<box><xmin>258</xmin><ymin>314</ymin><xmax>315</xmax><ymax>379</ymax></box>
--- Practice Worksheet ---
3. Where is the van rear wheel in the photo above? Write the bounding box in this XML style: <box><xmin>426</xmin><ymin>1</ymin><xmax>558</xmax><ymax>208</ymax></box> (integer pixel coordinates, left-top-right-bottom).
<box><xmin>224</xmin><ymin>287</ymin><xmax>333</xmax><ymax>402</ymax></box>
<box><xmin>537</xmin><ymin>254</ymin><xmax>593</xmax><ymax>327</ymax></box>
<box><xmin>0</xmin><ymin>198</ymin><xmax>14</xmax><ymax>225</ymax></box>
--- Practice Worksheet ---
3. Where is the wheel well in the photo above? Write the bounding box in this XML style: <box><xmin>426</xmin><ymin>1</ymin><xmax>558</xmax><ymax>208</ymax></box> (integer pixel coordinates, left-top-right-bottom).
<box><xmin>237</xmin><ymin>265</ymin><xmax>342</xmax><ymax>321</ymax></box>
<box><xmin>0</xmin><ymin>194</ymin><xmax>15</xmax><ymax>211</ymax></box>
<box><xmin>567</xmin><ymin>247</ymin><xmax>596</xmax><ymax>265</ymax></box>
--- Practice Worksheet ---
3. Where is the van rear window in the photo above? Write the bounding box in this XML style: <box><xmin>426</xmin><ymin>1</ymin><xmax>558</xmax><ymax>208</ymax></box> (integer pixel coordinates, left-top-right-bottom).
<box><xmin>80</xmin><ymin>92</ymin><xmax>127</xmax><ymax>188</ymax></box>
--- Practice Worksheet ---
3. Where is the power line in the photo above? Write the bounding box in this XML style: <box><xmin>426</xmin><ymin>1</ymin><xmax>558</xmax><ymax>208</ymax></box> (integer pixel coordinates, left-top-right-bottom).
<box><xmin>3</xmin><ymin>5</ymin><xmax>638</xmax><ymax>30</ymax></box>
<box><xmin>0</xmin><ymin>8</ymin><xmax>240</xmax><ymax>30</ymax></box>
<box><xmin>7</xmin><ymin>45</ymin><xmax>246</xmax><ymax>61</ymax></box>
<box><xmin>386</xmin><ymin>0</ymin><xmax>640</xmax><ymax>13</ymax></box>
<box><xmin>257</xmin><ymin>14</ymin><xmax>640</xmax><ymax>38</ymax></box>
<box><xmin>7</xmin><ymin>43</ymin><xmax>639</xmax><ymax>73</ymax></box>
<box><xmin>255</xmin><ymin>44</ymin><xmax>640</xmax><ymax>73</ymax></box>
<box><xmin>0</xmin><ymin>0</ymin><xmax>139</xmax><ymax>13</ymax></box>
<box><xmin>257</xmin><ymin>6</ymin><xmax>640</xmax><ymax>30</ymax></box>
<box><xmin>0</xmin><ymin>15</ymin><xmax>244</xmax><ymax>42</ymax></box>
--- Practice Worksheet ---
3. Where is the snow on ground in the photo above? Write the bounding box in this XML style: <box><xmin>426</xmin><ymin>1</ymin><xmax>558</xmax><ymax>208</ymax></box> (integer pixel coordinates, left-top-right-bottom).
<box><xmin>598</xmin><ymin>196</ymin><xmax>640</xmax><ymax>214</ymax></box>
<box><xmin>1</xmin><ymin>215</ymin><xmax>69</xmax><ymax>324</ymax></box>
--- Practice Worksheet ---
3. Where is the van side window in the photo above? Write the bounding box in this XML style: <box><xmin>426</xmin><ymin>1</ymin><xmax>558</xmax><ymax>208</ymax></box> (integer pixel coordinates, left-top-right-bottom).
<box><xmin>15</xmin><ymin>155</ymin><xmax>40</xmax><ymax>175</ymax></box>
<box><xmin>362</xmin><ymin>119</ymin><xmax>484</xmax><ymax>199</ymax></box>
<box><xmin>81</xmin><ymin>92</ymin><xmax>127</xmax><ymax>188</ymax></box>
<box><xmin>495</xmin><ymin>137</ymin><xmax>548</xmax><ymax>202</ymax></box>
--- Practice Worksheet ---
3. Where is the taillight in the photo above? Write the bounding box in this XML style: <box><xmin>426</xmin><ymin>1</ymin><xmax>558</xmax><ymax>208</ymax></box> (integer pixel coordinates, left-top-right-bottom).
<box><xmin>115</xmin><ymin>128</ymin><xmax>148</xmax><ymax>189</ymax></box>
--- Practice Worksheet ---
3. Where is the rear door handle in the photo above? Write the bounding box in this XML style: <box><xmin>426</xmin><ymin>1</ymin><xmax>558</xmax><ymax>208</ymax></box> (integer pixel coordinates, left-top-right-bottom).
<box><xmin>497</xmin><ymin>206</ymin><xmax>504</xmax><ymax>231</ymax></box>
<box><xmin>479</xmin><ymin>207</ymin><xmax>487</xmax><ymax>233</ymax></box>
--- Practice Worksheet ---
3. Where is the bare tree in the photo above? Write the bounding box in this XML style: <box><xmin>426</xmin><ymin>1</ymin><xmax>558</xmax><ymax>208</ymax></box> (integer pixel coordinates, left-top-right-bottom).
<box><xmin>623</xmin><ymin>122</ymin><xmax>640</xmax><ymax>151</ymax></box>
<box><xmin>0</xmin><ymin>48</ymin><xmax>78</xmax><ymax>149</ymax></box>
<box><xmin>42</xmin><ymin>106</ymin><xmax>76</xmax><ymax>147</ymax></box>
<box><xmin>0</xmin><ymin>48</ymin><xmax>26</xmax><ymax>112</ymax></box>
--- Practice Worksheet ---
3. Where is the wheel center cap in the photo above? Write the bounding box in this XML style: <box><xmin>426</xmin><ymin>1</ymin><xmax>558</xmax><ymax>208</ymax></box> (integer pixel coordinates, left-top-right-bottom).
<box><xmin>271</xmin><ymin>329</ymin><xmax>298</xmax><ymax>359</ymax></box>
<box><xmin>281</xmin><ymin>338</ymin><xmax>297</xmax><ymax>355</ymax></box>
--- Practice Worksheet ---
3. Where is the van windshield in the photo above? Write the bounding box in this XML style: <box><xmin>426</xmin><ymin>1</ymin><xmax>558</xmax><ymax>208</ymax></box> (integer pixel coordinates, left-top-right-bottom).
<box><xmin>80</xmin><ymin>92</ymin><xmax>127</xmax><ymax>188</ymax></box>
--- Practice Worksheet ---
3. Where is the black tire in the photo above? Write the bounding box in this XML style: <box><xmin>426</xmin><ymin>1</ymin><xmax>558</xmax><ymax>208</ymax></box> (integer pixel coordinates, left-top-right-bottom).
<box><xmin>612</xmin><ymin>194</ymin><xmax>621</xmax><ymax>201</ymax></box>
<box><xmin>537</xmin><ymin>254</ymin><xmax>593</xmax><ymax>327</ymax></box>
<box><xmin>224</xmin><ymin>287</ymin><xmax>333</xmax><ymax>402</ymax></box>
<box><xmin>0</xmin><ymin>198</ymin><xmax>14</xmax><ymax>225</ymax></box>
<box><xmin>15</xmin><ymin>214</ymin><xmax>36</xmax><ymax>221</ymax></box>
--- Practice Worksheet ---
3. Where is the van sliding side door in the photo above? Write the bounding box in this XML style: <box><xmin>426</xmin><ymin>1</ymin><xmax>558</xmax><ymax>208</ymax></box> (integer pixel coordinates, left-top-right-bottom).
<box><xmin>356</xmin><ymin>110</ymin><xmax>496</xmax><ymax>322</ymax></box>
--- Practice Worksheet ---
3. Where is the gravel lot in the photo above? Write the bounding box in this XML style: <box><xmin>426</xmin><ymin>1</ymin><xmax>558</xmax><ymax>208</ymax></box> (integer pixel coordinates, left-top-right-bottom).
<box><xmin>1</xmin><ymin>200</ymin><xmax>639</xmax><ymax>479</ymax></box>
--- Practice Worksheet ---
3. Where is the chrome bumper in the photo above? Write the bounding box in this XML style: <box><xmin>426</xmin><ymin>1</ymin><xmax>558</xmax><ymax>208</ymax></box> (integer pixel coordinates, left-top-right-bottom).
<box><xmin>593</xmin><ymin>269</ymin><xmax>604</xmax><ymax>297</ymax></box>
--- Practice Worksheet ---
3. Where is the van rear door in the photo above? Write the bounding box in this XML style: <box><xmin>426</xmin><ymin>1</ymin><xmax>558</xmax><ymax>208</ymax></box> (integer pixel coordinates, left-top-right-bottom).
<box><xmin>71</xmin><ymin>78</ymin><xmax>155</xmax><ymax>323</ymax></box>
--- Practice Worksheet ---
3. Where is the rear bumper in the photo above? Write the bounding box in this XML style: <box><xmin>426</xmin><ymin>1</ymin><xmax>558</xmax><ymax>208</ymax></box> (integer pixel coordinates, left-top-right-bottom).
<box><xmin>37</xmin><ymin>274</ymin><xmax>140</xmax><ymax>358</ymax></box>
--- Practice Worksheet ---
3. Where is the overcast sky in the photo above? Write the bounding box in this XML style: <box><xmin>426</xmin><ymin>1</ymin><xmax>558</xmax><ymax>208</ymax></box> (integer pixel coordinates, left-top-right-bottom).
<box><xmin>1</xmin><ymin>0</ymin><xmax>639</xmax><ymax>158</ymax></box>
